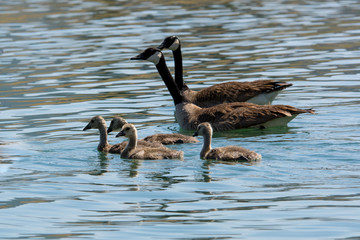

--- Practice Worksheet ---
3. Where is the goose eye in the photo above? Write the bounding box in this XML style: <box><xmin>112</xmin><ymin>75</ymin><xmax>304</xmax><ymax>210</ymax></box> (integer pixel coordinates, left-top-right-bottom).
<box><xmin>125</xmin><ymin>127</ymin><xmax>130</xmax><ymax>131</ymax></box>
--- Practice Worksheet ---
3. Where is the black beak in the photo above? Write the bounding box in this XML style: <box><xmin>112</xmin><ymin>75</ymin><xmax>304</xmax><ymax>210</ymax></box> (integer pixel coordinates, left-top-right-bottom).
<box><xmin>192</xmin><ymin>131</ymin><xmax>198</xmax><ymax>137</ymax></box>
<box><xmin>116</xmin><ymin>131</ymin><xmax>125</xmax><ymax>138</ymax></box>
<box><xmin>83</xmin><ymin>124</ymin><xmax>91</xmax><ymax>131</ymax></box>
<box><xmin>130</xmin><ymin>52</ymin><xmax>145</xmax><ymax>60</ymax></box>
<box><xmin>107</xmin><ymin>127</ymin><xmax>113</xmax><ymax>134</ymax></box>
<box><xmin>157</xmin><ymin>43</ymin><xmax>166</xmax><ymax>50</ymax></box>
<box><xmin>157</xmin><ymin>36</ymin><xmax>176</xmax><ymax>50</ymax></box>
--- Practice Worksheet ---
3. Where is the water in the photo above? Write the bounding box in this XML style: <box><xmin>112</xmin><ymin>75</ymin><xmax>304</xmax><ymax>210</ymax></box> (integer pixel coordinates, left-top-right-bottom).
<box><xmin>1</xmin><ymin>0</ymin><xmax>360</xmax><ymax>239</ymax></box>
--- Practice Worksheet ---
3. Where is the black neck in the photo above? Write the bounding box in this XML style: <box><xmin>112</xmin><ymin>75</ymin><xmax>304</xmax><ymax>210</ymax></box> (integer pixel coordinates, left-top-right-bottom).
<box><xmin>155</xmin><ymin>56</ymin><xmax>183</xmax><ymax>105</ymax></box>
<box><xmin>173</xmin><ymin>46</ymin><xmax>189</xmax><ymax>91</ymax></box>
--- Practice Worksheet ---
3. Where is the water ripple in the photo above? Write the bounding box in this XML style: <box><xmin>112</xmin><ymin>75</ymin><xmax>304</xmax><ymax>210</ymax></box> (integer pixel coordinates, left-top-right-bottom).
<box><xmin>1</xmin><ymin>0</ymin><xmax>360</xmax><ymax>239</ymax></box>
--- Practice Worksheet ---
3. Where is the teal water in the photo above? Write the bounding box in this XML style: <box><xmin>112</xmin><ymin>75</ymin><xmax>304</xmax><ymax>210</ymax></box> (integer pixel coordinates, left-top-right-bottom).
<box><xmin>1</xmin><ymin>0</ymin><xmax>360</xmax><ymax>239</ymax></box>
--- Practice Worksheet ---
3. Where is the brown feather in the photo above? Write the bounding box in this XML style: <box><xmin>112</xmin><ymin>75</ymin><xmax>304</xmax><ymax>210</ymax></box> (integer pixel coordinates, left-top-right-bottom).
<box><xmin>207</xmin><ymin>146</ymin><xmax>261</xmax><ymax>162</ymax></box>
<box><xmin>105</xmin><ymin>140</ymin><xmax>163</xmax><ymax>154</ymax></box>
<box><xmin>188</xmin><ymin>102</ymin><xmax>314</xmax><ymax>131</ymax></box>
<box><xmin>128</xmin><ymin>146</ymin><xmax>184</xmax><ymax>160</ymax></box>
<box><xmin>143</xmin><ymin>133</ymin><xmax>199</xmax><ymax>144</ymax></box>
<box><xmin>190</xmin><ymin>80</ymin><xmax>292</xmax><ymax>107</ymax></box>
<box><xmin>118</xmin><ymin>124</ymin><xmax>184</xmax><ymax>160</ymax></box>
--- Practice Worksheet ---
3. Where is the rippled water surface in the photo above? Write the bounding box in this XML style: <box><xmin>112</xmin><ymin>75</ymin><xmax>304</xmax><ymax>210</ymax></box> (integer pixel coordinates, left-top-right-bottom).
<box><xmin>1</xmin><ymin>0</ymin><xmax>360</xmax><ymax>239</ymax></box>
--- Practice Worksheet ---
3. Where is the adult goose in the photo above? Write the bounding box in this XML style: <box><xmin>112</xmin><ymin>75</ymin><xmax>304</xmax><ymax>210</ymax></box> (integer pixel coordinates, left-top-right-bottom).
<box><xmin>193</xmin><ymin>122</ymin><xmax>262</xmax><ymax>162</ymax></box>
<box><xmin>157</xmin><ymin>36</ymin><xmax>292</xmax><ymax>107</ymax></box>
<box><xmin>130</xmin><ymin>48</ymin><xmax>314</xmax><ymax>132</ymax></box>
<box><xmin>107</xmin><ymin>116</ymin><xmax>199</xmax><ymax>144</ymax></box>
<box><xmin>83</xmin><ymin>116</ymin><xmax>162</xmax><ymax>154</ymax></box>
<box><xmin>116</xmin><ymin>123</ymin><xmax>184</xmax><ymax>160</ymax></box>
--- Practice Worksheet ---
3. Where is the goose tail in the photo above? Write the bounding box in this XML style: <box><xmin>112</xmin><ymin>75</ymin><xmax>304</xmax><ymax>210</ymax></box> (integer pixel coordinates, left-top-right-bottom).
<box><xmin>271</xmin><ymin>82</ymin><xmax>293</xmax><ymax>92</ymax></box>
<box><xmin>305</xmin><ymin>108</ymin><xmax>315</xmax><ymax>114</ymax></box>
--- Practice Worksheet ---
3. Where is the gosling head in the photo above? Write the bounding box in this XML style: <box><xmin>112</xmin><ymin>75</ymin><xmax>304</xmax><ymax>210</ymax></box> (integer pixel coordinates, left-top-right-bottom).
<box><xmin>130</xmin><ymin>48</ymin><xmax>163</xmax><ymax>65</ymax></box>
<box><xmin>116</xmin><ymin>123</ymin><xmax>137</xmax><ymax>138</ymax></box>
<box><xmin>107</xmin><ymin>117</ymin><xmax>128</xmax><ymax>134</ymax></box>
<box><xmin>83</xmin><ymin>116</ymin><xmax>106</xmax><ymax>131</ymax></box>
<box><xmin>193</xmin><ymin>122</ymin><xmax>213</xmax><ymax>137</ymax></box>
<box><xmin>157</xmin><ymin>36</ymin><xmax>180</xmax><ymax>51</ymax></box>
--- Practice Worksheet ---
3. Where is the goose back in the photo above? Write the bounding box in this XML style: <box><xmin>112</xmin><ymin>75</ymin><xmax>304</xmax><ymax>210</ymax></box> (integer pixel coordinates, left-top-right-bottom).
<box><xmin>205</xmin><ymin>146</ymin><xmax>262</xmax><ymax>162</ymax></box>
<box><xmin>189</xmin><ymin>80</ymin><xmax>292</xmax><ymax>107</ymax></box>
<box><xmin>176</xmin><ymin>101</ymin><xmax>314</xmax><ymax>131</ymax></box>
<box><xmin>143</xmin><ymin>133</ymin><xmax>199</xmax><ymax>144</ymax></box>
<box><xmin>116</xmin><ymin>124</ymin><xmax>184</xmax><ymax>160</ymax></box>
<box><xmin>158</xmin><ymin>36</ymin><xmax>292</xmax><ymax>106</ymax></box>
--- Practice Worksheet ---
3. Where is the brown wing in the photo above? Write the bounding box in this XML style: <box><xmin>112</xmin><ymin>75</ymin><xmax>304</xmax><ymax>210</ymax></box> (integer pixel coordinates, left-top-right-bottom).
<box><xmin>137</xmin><ymin>139</ymin><xmax>164</xmax><ymax>148</ymax></box>
<box><xmin>143</xmin><ymin>133</ymin><xmax>199</xmax><ymax>144</ymax></box>
<box><xmin>109</xmin><ymin>142</ymin><xmax>127</xmax><ymax>154</ymax></box>
<box><xmin>130</xmin><ymin>147</ymin><xmax>184</xmax><ymax>160</ymax></box>
<box><xmin>206</xmin><ymin>146</ymin><xmax>261</xmax><ymax>162</ymax></box>
<box><xmin>108</xmin><ymin>140</ymin><xmax>163</xmax><ymax>154</ymax></box>
<box><xmin>196</xmin><ymin>102</ymin><xmax>314</xmax><ymax>131</ymax></box>
<box><xmin>194</xmin><ymin>80</ymin><xmax>292</xmax><ymax>106</ymax></box>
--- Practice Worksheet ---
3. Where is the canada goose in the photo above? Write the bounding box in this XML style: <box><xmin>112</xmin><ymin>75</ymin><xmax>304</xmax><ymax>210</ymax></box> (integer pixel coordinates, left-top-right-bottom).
<box><xmin>107</xmin><ymin>116</ymin><xmax>199</xmax><ymax>144</ymax></box>
<box><xmin>130</xmin><ymin>48</ymin><xmax>314</xmax><ymax>131</ymax></box>
<box><xmin>83</xmin><ymin>116</ymin><xmax>162</xmax><ymax>154</ymax></box>
<box><xmin>193</xmin><ymin>122</ymin><xmax>262</xmax><ymax>161</ymax></box>
<box><xmin>157</xmin><ymin>36</ymin><xmax>292</xmax><ymax>107</ymax></box>
<box><xmin>116</xmin><ymin>123</ymin><xmax>184</xmax><ymax>160</ymax></box>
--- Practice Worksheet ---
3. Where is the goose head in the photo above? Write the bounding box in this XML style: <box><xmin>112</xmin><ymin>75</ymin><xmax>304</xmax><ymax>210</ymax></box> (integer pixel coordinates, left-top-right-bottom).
<box><xmin>107</xmin><ymin>117</ymin><xmax>128</xmax><ymax>134</ymax></box>
<box><xmin>130</xmin><ymin>48</ymin><xmax>163</xmax><ymax>65</ymax></box>
<box><xmin>193</xmin><ymin>122</ymin><xmax>213</xmax><ymax>137</ymax></box>
<box><xmin>157</xmin><ymin>36</ymin><xmax>180</xmax><ymax>51</ymax></box>
<box><xmin>131</xmin><ymin>47</ymin><xmax>184</xmax><ymax>106</ymax></box>
<box><xmin>83</xmin><ymin>116</ymin><xmax>106</xmax><ymax>131</ymax></box>
<box><xmin>116</xmin><ymin>123</ymin><xmax>137</xmax><ymax>138</ymax></box>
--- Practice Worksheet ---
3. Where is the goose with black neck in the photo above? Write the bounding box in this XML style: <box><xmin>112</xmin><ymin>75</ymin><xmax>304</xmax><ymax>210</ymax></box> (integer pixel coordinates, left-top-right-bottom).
<box><xmin>157</xmin><ymin>36</ymin><xmax>292</xmax><ymax>107</ymax></box>
<box><xmin>131</xmin><ymin>48</ymin><xmax>314</xmax><ymax>132</ymax></box>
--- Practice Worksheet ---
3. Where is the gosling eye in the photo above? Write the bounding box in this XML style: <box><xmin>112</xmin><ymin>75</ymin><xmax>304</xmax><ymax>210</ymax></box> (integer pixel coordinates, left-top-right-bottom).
<box><xmin>125</xmin><ymin>127</ymin><xmax>130</xmax><ymax>131</ymax></box>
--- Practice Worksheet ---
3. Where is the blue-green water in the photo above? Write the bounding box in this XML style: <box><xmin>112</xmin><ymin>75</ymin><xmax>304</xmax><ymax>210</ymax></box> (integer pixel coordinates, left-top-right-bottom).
<box><xmin>1</xmin><ymin>0</ymin><xmax>360</xmax><ymax>239</ymax></box>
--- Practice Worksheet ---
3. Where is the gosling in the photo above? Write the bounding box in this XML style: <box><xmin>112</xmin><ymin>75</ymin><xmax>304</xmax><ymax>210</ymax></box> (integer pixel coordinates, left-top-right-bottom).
<box><xmin>83</xmin><ymin>116</ymin><xmax>162</xmax><ymax>154</ymax></box>
<box><xmin>108</xmin><ymin>116</ymin><xmax>198</xmax><ymax>144</ymax></box>
<box><xmin>116</xmin><ymin>123</ymin><xmax>184</xmax><ymax>160</ymax></box>
<box><xmin>193</xmin><ymin>122</ymin><xmax>262</xmax><ymax>162</ymax></box>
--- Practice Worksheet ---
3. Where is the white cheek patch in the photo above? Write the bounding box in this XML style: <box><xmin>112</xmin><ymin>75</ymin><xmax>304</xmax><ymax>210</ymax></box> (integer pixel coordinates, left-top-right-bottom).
<box><xmin>147</xmin><ymin>51</ymin><xmax>162</xmax><ymax>65</ymax></box>
<box><xmin>169</xmin><ymin>38</ymin><xmax>180</xmax><ymax>51</ymax></box>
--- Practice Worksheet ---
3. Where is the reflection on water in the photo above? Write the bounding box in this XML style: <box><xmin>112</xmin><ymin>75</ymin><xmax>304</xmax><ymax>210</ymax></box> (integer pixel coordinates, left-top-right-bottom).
<box><xmin>1</xmin><ymin>0</ymin><xmax>360</xmax><ymax>239</ymax></box>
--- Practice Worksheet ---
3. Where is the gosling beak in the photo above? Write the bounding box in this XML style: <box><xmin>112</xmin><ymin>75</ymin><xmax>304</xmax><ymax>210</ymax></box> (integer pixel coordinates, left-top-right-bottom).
<box><xmin>107</xmin><ymin>127</ymin><xmax>113</xmax><ymax>134</ymax></box>
<box><xmin>192</xmin><ymin>131</ymin><xmax>199</xmax><ymax>137</ymax></box>
<box><xmin>83</xmin><ymin>124</ymin><xmax>91</xmax><ymax>131</ymax></box>
<box><xmin>116</xmin><ymin>131</ymin><xmax>125</xmax><ymax>138</ymax></box>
